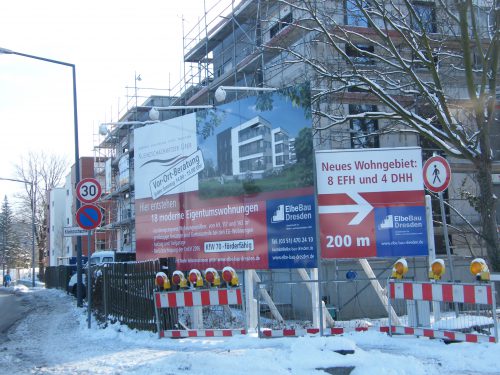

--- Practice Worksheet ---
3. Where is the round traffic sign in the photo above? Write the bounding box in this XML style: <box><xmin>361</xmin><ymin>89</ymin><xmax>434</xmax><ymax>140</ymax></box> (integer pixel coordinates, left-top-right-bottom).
<box><xmin>76</xmin><ymin>178</ymin><xmax>102</xmax><ymax>204</ymax></box>
<box><xmin>423</xmin><ymin>156</ymin><xmax>451</xmax><ymax>193</ymax></box>
<box><xmin>76</xmin><ymin>204</ymin><xmax>103</xmax><ymax>230</ymax></box>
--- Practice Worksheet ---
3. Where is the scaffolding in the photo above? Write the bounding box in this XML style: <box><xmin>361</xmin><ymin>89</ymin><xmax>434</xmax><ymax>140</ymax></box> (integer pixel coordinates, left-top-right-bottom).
<box><xmin>90</xmin><ymin>0</ymin><xmax>315</xmax><ymax>254</ymax></box>
<box><xmin>169</xmin><ymin>0</ymin><xmax>309</xmax><ymax>106</ymax></box>
<box><xmin>93</xmin><ymin>82</ymin><xmax>180</xmax><ymax>253</ymax></box>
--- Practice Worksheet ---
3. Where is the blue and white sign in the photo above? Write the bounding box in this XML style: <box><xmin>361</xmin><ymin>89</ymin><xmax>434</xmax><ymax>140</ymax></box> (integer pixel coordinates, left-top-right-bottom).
<box><xmin>266</xmin><ymin>194</ymin><xmax>317</xmax><ymax>268</ymax></box>
<box><xmin>375</xmin><ymin>206</ymin><xmax>427</xmax><ymax>257</ymax></box>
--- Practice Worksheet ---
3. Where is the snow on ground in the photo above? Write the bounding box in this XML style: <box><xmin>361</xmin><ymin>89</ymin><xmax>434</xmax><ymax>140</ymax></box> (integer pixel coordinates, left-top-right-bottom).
<box><xmin>1</xmin><ymin>285</ymin><xmax>499</xmax><ymax>375</ymax></box>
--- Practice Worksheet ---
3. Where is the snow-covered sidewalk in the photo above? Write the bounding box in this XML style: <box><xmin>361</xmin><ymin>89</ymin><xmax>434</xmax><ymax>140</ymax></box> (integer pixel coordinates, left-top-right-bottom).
<box><xmin>1</xmin><ymin>285</ymin><xmax>499</xmax><ymax>374</ymax></box>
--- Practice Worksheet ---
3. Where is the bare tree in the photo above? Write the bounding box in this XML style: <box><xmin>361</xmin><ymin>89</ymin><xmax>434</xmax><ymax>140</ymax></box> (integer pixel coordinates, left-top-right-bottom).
<box><xmin>268</xmin><ymin>0</ymin><xmax>499</xmax><ymax>268</ymax></box>
<box><xmin>14</xmin><ymin>152</ymin><xmax>68</xmax><ymax>278</ymax></box>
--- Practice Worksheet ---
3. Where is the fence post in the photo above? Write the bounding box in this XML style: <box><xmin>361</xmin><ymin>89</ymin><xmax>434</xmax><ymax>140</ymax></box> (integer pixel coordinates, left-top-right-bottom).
<box><xmin>103</xmin><ymin>266</ymin><xmax>108</xmax><ymax>322</ymax></box>
<box><xmin>491</xmin><ymin>282</ymin><xmax>498</xmax><ymax>343</ymax></box>
<box><xmin>387</xmin><ymin>278</ymin><xmax>393</xmax><ymax>337</ymax></box>
<box><xmin>257</xmin><ymin>283</ymin><xmax>262</xmax><ymax>338</ymax></box>
<box><xmin>244</xmin><ymin>270</ymin><xmax>258</xmax><ymax>332</ymax></box>
<box><xmin>153</xmin><ymin>291</ymin><xmax>161</xmax><ymax>338</ymax></box>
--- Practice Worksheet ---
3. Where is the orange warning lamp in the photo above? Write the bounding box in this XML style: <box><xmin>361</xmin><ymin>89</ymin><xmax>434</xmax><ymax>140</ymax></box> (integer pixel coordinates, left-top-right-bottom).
<box><xmin>188</xmin><ymin>269</ymin><xmax>204</xmax><ymax>287</ymax></box>
<box><xmin>155</xmin><ymin>272</ymin><xmax>171</xmax><ymax>291</ymax></box>
<box><xmin>204</xmin><ymin>267</ymin><xmax>221</xmax><ymax>287</ymax></box>
<box><xmin>470</xmin><ymin>258</ymin><xmax>490</xmax><ymax>281</ymax></box>
<box><xmin>391</xmin><ymin>258</ymin><xmax>408</xmax><ymax>279</ymax></box>
<box><xmin>429</xmin><ymin>259</ymin><xmax>446</xmax><ymax>280</ymax></box>
<box><xmin>222</xmin><ymin>266</ymin><xmax>239</xmax><ymax>286</ymax></box>
<box><xmin>171</xmin><ymin>270</ymin><xmax>188</xmax><ymax>288</ymax></box>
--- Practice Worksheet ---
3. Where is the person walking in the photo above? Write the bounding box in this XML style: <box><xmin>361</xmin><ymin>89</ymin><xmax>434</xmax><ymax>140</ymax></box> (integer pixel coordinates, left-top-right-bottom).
<box><xmin>3</xmin><ymin>271</ymin><xmax>12</xmax><ymax>287</ymax></box>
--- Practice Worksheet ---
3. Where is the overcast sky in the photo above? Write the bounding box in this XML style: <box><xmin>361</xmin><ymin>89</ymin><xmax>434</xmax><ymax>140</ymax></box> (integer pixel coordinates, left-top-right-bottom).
<box><xmin>0</xmin><ymin>0</ymin><xmax>209</xmax><ymax>203</ymax></box>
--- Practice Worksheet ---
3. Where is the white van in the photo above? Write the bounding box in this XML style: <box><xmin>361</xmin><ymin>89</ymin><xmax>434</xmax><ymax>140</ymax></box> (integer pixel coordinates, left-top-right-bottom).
<box><xmin>67</xmin><ymin>251</ymin><xmax>124</xmax><ymax>296</ymax></box>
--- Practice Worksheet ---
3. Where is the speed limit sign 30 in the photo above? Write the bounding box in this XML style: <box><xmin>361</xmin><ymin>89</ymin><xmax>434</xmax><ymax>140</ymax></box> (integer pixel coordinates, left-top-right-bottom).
<box><xmin>76</xmin><ymin>178</ymin><xmax>102</xmax><ymax>204</ymax></box>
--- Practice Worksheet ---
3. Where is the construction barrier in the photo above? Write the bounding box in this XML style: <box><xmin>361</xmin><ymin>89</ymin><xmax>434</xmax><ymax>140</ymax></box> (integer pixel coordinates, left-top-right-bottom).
<box><xmin>388</xmin><ymin>280</ymin><xmax>498</xmax><ymax>343</ymax></box>
<box><xmin>154</xmin><ymin>288</ymin><xmax>246</xmax><ymax>338</ymax></box>
<box><xmin>256</xmin><ymin>275</ymin><xmax>395</xmax><ymax>337</ymax></box>
<box><xmin>261</xmin><ymin>326</ymin><xmax>390</xmax><ymax>337</ymax></box>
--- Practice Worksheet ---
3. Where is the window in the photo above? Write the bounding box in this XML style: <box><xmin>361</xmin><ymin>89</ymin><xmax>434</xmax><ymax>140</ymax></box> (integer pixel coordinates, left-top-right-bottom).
<box><xmin>217</xmin><ymin>58</ymin><xmax>233</xmax><ymax>78</ymax></box>
<box><xmin>349</xmin><ymin>104</ymin><xmax>379</xmax><ymax>148</ymax></box>
<box><xmin>67</xmin><ymin>218</ymin><xmax>70</xmax><ymax>225</ymax></box>
<box><xmin>96</xmin><ymin>240</ymin><xmax>106</xmax><ymax>250</ymax></box>
<box><xmin>345</xmin><ymin>0</ymin><xmax>370</xmax><ymax>27</ymax></box>
<box><xmin>67</xmin><ymin>246</ymin><xmax>70</xmax><ymax>254</ymax></box>
<box><xmin>412</xmin><ymin>2</ymin><xmax>436</xmax><ymax>33</ymax></box>
<box><xmin>346</xmin><ymin>44</ymin><xmax>374</xmax><ymax>64</ymax></box>
<box><xmin>123</xmin><ymin>231</ymin><xmax>129</xmax><ymax>245</ymax></box>
<box><xmin>270</xmin><ymin>12</ymin><xmax>293</xmax><ymax>39</ymax></box>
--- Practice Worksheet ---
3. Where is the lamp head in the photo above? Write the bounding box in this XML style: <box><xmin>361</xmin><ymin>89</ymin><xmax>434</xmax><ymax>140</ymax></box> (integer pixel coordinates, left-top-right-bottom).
<box><xmin>391</xmin><ymin>258</ymin><xmax>408</xmax><ymax>279</ymax></box>
<box><xmin>99</xmin><ymin>124</ymin><xmax>109</xmax><ymax>136</ymax></box>
<box><xmin>215</xmin><ymin>86</ymin><xmax>227</xmax><ymax>102</ymax></box>
<box><xmin>0</xmin><ymin>47</ymin><xmax>14</xmax><ymax>55</ymax></box>
<box><xmin>429</xmin><ymin>259</ymin><xmax>445</xmax><ymax>280</ymax></box>
<box><xmin>149</xmin><ymin>107</ymin><xmax>160</xmax><ymax>121</ymax></box>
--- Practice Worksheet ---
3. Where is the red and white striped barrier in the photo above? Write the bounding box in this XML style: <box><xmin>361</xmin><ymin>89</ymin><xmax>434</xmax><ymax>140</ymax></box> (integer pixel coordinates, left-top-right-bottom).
<box><xmin>261</xmin><ymin>326</ymin><xmax>390</xmax><ymax>338</ymax></box>
<box><xmin>389</xmin><ymin>281</ymin><xmax>492</xmax><ymax>305</ymax></box>
<box><xmin>261</xmin><ymin>325</ymin><xmax>495</xmax><ymax>343</ymax></box>
<box><xmin>388</xmin><ymin>280</ymin><xmax>498</xmax><ymax>343</ymax></box>
<box><xmin>160</xmin><ymin>329</ymin><xmax>247</xmax><ymax>338</ymax></box>
<box><xmin>154</xmin><ymin>288</ymin><xmax>246</xmax><ymax>339</ymax></box>
<box><xmin>390</xmin><ymin>326</ymin><xmax>495</xmax><ymax>343</ymax></box>
<box><xmin>155</xmin><ymin>288</ymin><xmax>242</xmax><ymax>308</ymax></box>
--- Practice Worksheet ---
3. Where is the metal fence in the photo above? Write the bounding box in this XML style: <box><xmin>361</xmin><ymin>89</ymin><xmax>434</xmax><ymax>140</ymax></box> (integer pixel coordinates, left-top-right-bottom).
<box><xmin>255</xmin><ymin>276</ymin><xmax>499</xmax><ymax>342</ymax></box>
<box><xmin>92</xmin><ymin>259</ymin><xmax>169</xmax><ymax>331</ymax></box>
<box><xmin>46</xmin><ymin>258</ymin><xmax>177</xmax><ymax>332</ymax></box>
<box><xmin>45</xmin><ymin>265</ymin><xmax>75</xmax><ymax>290</ymax></box>
<box><xmin>257</xmin><ymin>277</ymin><xmax>394</xmax><ymax>337</ymax></box>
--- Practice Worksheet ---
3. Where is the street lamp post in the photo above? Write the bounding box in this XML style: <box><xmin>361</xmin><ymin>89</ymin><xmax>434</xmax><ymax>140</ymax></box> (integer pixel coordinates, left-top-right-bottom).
<box><xmin>0</xmin><ymin>47</ymin><xmax>83</xmax><ymax>305</ymax></box>
<box><xmin>0</xmin><ymin>177</ymin><xmax>36</xmax><ymax>287</ymax></box>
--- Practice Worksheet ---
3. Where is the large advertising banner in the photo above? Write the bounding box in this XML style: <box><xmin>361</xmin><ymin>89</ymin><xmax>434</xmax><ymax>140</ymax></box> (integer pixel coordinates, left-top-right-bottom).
<box><xmin>135</xmin><ymin>89</ymin><xmax>316</xmax><ymax>270</ymax></box>
<box><xmin>315</xmin><ymin>147</ymin><xmax>427</xmax><ymax>259</ymax></box>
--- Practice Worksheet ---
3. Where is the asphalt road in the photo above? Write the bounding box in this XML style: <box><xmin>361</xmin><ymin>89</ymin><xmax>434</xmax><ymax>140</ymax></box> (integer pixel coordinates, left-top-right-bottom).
<box><xmin>0</xmin><ymin>288</ymin><xmax>30</xmax><ymax>344</ymax></box>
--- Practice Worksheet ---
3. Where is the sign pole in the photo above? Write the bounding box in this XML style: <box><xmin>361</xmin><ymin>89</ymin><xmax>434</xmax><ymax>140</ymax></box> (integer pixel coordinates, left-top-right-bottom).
<box><xmin>75</xmin><ymin>177</ymin><xmax>102</xmax><ymax>328</ymax></box>
<box><xmin>439</xmin><ymin>191</ymin><xmax>455</xmax><ymax>281</ymax></box>
<box><xmin>423</xmin><ymin>155</ymin><xmax>453</xmax><ymax>281</ymax></box>
<box><xmin>87</xmin><ymin>230</ymin><xmax>92</xmax><ymax>329</ymax></box>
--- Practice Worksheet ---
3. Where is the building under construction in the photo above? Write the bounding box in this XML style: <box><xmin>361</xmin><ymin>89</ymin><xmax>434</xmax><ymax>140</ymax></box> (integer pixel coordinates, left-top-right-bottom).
<box><xmin>86</xmin><ymin>0</ymin><xmax>498</xmax><ymax>320</ymax></box>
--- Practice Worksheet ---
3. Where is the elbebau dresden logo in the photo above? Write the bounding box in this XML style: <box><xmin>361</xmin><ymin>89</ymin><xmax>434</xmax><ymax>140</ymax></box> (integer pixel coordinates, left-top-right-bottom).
<box><xmin>272</xmin><ymin>203</ymin><xmax>312</xmax><ymax>223</ymax></box>
<box><xmin>379</xmin><ymin>214</ymin><xmax>423</xmax><ymax>230</ymax></box>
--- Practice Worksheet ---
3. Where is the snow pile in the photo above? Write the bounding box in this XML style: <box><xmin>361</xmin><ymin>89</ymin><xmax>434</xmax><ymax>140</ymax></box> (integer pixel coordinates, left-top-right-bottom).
<box><xmin>1</xmin><ymin>286</ymin><xmax>499</xmax><ymax>374</ymax></box>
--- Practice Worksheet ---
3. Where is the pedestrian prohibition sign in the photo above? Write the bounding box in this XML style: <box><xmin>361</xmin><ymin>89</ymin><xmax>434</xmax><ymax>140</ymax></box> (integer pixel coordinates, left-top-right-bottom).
<box><xmin>76</xmin><ymin>204</ymin><xmax>102</xmax><ymax>230</ymax></box>
<box><xmin>423</xmin><ymin>155</ymin><xmax>451</xmax><ymax>193</ymax></box>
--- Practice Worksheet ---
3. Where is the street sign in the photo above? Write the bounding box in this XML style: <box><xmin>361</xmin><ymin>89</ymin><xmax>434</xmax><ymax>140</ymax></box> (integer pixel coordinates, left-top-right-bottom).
<box><xmin>423</xmin><ymin>156</ymin><xmax>451</xmax><ymax>193</ymax></box>
<box><xmin>64</xmin><ymin>227</ymin><xmax>88</xmax><ymax>237</ymax></box>
<box><xmin>76</xmin><ymin>178</ymin><xmax>102</xmax><ymax>204</ymax></box>
<box><xmin>315</xmin><ymin>147</ymin><xmax>428</xmax><ymax>259</ymax></box>
<box><xmin>76</xmin><ymin>204</ymin><xmax>102</xmax><ymax>230</ymax></box>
